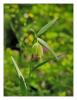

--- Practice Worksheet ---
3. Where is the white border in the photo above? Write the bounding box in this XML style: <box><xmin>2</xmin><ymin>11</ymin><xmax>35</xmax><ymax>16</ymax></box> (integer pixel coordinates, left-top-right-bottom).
<box><xmin>2</xmin><ymin>0</ymin><xmax>75</xmax><ymax>4</ymax></box>
<box><xmin>0</xmin><ymin>0</ymin><xmax>3</xmax><ymax>97</ymax></box>
<box><xmin>0</xmin><ymin>0</ymin><xmax>77</xmax><ymax>100</ymax></box>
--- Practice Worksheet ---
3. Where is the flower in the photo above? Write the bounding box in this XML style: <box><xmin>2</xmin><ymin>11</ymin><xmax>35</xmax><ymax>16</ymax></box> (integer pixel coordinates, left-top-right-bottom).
<box><xmin>32</xmin><ymin>42</ymin><xmax>43</xmax><ymax>59</ymax></box>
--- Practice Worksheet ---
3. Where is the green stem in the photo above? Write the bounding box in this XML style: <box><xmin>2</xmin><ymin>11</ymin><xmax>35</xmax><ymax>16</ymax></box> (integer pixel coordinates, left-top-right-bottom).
<box><xmin>27</xmin><ymin>62</ymin><xmax>32</xmax><ymax>96</ymax></box>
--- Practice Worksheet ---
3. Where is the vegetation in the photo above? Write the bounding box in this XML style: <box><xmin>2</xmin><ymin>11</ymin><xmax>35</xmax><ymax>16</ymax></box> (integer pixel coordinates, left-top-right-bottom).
<box><xmin>4</xmin><ymin>4</ymin><xmax>73</xmax><ymax>96</ymax></box>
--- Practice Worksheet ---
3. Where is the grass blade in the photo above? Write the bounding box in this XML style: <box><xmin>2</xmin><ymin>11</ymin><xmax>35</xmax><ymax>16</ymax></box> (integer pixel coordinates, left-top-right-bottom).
<box><xmin>37</xmin><ymin>17</ymin><xmax>58</xmax><ymax>36</ymax></box>
<box><xmin>11</xmin><ymin>56</ymin><xmax>27</xmax><ymax>96</ymax></box>
<box><xmin>37</xmin><ymin>37</ymin><xmax>58</xmax><ymax>60</ymax></box>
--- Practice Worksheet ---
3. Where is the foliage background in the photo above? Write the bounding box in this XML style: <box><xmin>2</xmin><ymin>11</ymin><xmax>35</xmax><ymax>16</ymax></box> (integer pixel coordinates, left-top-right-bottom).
<box><xmin>4</xmin><ymin>4</ymin><xmax>73</xmax><ymax>96</ymax></box>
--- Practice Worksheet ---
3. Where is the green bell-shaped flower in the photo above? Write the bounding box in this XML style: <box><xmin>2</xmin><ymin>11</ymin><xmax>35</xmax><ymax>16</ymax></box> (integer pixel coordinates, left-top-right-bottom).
<box><xmin>32</xmin><ymin>42</ymin><xmax>43</xmax><ymax>58</ymax></box>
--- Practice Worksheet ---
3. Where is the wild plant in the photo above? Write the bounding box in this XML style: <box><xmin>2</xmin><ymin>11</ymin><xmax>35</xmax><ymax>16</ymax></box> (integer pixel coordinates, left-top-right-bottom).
<box><xmin>11</xmin><ymin>17</ymin><xmax>59</xmax><ymax>96</ymax></box>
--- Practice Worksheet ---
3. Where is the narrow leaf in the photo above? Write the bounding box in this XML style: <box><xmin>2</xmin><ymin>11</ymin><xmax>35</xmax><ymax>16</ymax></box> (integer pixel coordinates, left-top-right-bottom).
<box><xmin>32</xmin><ymin>57</ymin><xmax>53</xmax><ymax>71</ymax></box>
<box><xmin>11</xmin><ymin>56</ymin><xmax>27</xmax><ymax>95</ymax></box>
<box><xmin>32</xmin><ymin>53</ymin><xmax>64</xmax><ymax>71</ymax></box>
<box><xmin>11</xmin><ymin>56</ymin><xmax>22</xmax><ymax>77</ymax></box>
<box><xmin>37</xmin><ymin>37</ymin><xmax>58</xmax><ymax>60</ymax></box>
<box><xmin>37</xmin><ymin>17</ymin><xmax>58</xmax><ymax>36</ymax></box>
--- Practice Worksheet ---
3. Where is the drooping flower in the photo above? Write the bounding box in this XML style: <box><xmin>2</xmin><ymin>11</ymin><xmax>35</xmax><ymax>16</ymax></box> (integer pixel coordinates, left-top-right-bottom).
<box><xmin>32</xmin><ymin>42</ymin><xmax>43</xmax><ymax>59</ymax></box>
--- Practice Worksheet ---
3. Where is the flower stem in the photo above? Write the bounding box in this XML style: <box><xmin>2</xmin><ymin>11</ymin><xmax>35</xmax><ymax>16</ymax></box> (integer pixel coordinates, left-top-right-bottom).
<box><xmin>27</xmin><ymin>62</ymin><xmax>32</xmax><ymax>96</ymax></box>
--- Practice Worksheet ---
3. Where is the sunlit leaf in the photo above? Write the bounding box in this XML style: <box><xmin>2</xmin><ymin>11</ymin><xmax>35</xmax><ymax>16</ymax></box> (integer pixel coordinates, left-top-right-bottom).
<box><xmin>37</xmin><ymin>17</ymin><xmax>58</xmax><ymax>36</ymax></box>
<box><xmin>11</xmin><ymin>56</ymin><xmax>27</xmax><ymax>96</ymax></box>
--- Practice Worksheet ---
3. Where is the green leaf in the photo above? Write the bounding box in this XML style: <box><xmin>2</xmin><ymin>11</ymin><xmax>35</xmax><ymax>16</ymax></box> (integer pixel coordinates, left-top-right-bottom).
<box><xmin>37</xmin><ymin>17</ymin><xmax>58</xmax><ymax>36</ymax></box>
<box><xmin>32</xmin><ymin>53</ymin><xmax>64</xmax><ymax>71</ymax></box>
<box><xmin>11</xmin><ymin>56</ymin><xmax>27</xmax><ymax>96</ymax></box>
<box><xmin>32</xmin><ymin>57</ymin><xmax>53</xmax><ymax>71</ymax></box>
<box><xmin>37</xmin><ymin>37</ymin><xmax>58</xmax><ymax>60</ymax></box>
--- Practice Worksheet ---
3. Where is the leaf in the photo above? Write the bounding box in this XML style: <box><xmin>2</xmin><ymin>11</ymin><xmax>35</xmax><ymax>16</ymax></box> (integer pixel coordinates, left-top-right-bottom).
<box><xmin>37</xmin><ymin>37</ymin><xmax>58</xmax><ymax>60</ymax></box>
<box><xmin>32</xmin><ymin>53</ymin><xmax>64</xmax><ymax>71</ymax></box>
<box><xmin>37</xmin><ymin>17</ymin><xmax>58</xmax><ymax>36</ymax></box>
<box><xmin>32</xmin><ymin>57</ymin><xmax>53</xmax><ymax>71</ymax></box>
<box><xmin>11</xmin><ymin>56</ymin><xmax>27</xmax><ymax>96</ymax></box>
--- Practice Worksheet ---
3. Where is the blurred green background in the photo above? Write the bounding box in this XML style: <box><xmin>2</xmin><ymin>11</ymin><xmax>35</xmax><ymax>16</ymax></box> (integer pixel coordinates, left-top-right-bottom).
<box><xmin>4</xmin><ymin>4</ymin><xmax>73</xmax><ymax>96</ymax></box>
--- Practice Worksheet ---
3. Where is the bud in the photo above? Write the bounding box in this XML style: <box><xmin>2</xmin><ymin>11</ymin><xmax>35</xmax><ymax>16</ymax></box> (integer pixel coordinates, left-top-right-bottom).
<box><xmin>32</xmin><ymin>42</ymin><xmax>43</xmax><ymax>58</ymax></box>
